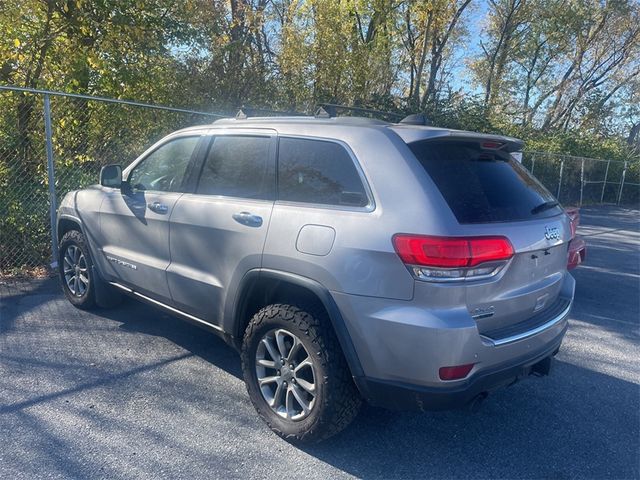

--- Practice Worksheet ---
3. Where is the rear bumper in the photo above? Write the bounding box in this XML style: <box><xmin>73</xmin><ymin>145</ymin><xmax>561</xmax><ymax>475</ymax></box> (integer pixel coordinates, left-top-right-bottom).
<box><xmin>354</xmin><ymin>329</ymin><xmax>564</xmax><ymax>411</ymax></box>
<box><xmin>332</xmin><ymin>273</ymin><xmax>574</xmax><ymax>410</ymax></box>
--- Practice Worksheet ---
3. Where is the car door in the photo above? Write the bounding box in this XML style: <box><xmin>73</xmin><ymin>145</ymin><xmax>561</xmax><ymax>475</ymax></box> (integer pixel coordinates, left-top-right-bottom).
<box><xmin>98</xmin><ymin>134</ymin><xmax>203</xmax><ymax>303</ymax></box>
<box><xmin>167</xmin><ymin>131</ymin><xmax>276</xmax><ymax>324</ymax></box>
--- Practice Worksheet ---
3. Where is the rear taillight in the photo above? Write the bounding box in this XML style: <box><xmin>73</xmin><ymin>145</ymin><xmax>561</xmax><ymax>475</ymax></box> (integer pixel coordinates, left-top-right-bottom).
<box><xmin>393</xmin><ymin>235</ymin><xmax>514</xmax><ymax>268</ymax></box>
<box><xmin>392</xmin><ymin>235</ymin><xmax>514</xmax><ymax>282</ymax></box>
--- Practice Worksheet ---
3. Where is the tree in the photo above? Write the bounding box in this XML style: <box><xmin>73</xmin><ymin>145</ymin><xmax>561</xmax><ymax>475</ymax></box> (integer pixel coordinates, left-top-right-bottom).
<box><xmin>401</xmin><ymin>0</ymin><xmax>472</xmax><ymax>111</ymax></box>
<box><xmin>1</xmin><ymin>0</ymin><xmax>638</xmax><ymax>155</ymax></box>
<box><xmin>540</xmin><ymin>0</ymin><xmax>640</xmax><ymax>131</ymax></box>
<box><xmin>471</xmin><ymin>0</ymin><xmax>535</xmax><ymax>116</ymax></box>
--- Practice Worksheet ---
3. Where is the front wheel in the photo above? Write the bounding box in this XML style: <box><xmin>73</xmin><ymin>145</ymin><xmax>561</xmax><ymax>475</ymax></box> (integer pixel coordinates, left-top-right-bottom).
<box><xmin>241</xmin><ymin>303</ymin><xmax>361</xmax><ymax>443</ymax></box>
<box><xmin>58</xmin><ymin>230</ymin><xmax>96</xmax><ymax>309</ymax></box>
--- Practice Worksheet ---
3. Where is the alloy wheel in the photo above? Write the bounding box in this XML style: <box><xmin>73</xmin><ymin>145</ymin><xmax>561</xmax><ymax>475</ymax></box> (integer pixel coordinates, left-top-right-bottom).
<box><xmin>63</xmin><ymin>245</ymin><xmax>89</xmax><ymax>297</ymax></box>
<box><xmin>255</xmin><ymin>328</ymin><xmax>317</xmax><ymax>421</ymax></box>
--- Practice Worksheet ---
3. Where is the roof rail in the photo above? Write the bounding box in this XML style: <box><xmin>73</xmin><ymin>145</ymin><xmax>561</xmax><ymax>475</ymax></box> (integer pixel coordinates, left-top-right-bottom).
<box><xmin>234</xmin><ymin>106</ymin><xmax>307</xmax><ymax>120</ymax></box>
<box><xmin>316</xmin><ymin>103</ymin><xmax>403</xmax><ymax>121</ymax></box>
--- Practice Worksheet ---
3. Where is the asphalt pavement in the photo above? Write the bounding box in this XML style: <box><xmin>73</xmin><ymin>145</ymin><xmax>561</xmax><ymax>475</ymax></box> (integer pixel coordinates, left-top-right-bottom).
<box><xmin>1</xmin><ymin>205</ymin><xmax>638</xmax><ymax>479</ymax></box>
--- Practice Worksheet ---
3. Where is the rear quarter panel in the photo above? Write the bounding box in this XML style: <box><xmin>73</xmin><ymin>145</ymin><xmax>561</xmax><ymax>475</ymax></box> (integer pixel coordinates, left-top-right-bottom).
<box><xmin>262</xmin><ymin>126</ymin><xmax>448</xmax><ymax>300</ymax></box>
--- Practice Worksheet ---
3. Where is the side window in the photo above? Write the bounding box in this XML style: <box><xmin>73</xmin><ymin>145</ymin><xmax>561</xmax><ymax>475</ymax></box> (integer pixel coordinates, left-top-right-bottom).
<box><xmin>128</xmin><ymin>136</ymin><xmax>199</xmax><ymax>192</ymax></box>
<box><xmin>277</xmin><ymin>137</ymin><xmax>368</xmax><ymax>207</ymax></box>
<box><xmin>196</xmin><ymin>135</ymin><xmax>273</xmax><ymax>199</ymax></box>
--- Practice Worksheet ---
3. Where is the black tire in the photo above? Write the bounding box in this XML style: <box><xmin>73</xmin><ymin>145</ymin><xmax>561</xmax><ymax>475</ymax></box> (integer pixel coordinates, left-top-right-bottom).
<box><xmin>58</xmin><ymin>230</ymin><xmax>97</xmax><ymax>309</ymax></box>
<box><xmin>241</xmin><ymin>303</ymin><xmax>362</xmax><ymax>443</ymax></box>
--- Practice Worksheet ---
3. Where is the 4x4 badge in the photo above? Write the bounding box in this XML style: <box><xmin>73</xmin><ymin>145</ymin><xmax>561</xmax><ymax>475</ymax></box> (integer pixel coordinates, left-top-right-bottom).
<box><xmin>544</xmin><ymin>226</ymin><xmax>560</xmax><ymax>240</ymax></box>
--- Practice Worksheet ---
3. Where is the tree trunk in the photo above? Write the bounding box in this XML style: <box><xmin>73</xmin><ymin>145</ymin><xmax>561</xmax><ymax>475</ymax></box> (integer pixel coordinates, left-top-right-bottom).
<box><xmin>628</xmin><ymin>123</ymin><xmax>640</xmax><ymax>147</ymax></box>
<box><xmin>17</xmin><ymin>0</ymin><xmax>55</xmax><ymax>173</ymax></box>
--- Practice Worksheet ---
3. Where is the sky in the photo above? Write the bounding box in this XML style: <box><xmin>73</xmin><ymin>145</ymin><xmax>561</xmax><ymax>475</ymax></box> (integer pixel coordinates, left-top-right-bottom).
<box><xmin>449</xmin><ymin>1</ymin><xmax>490</xmax><ymax>95</ymax></box>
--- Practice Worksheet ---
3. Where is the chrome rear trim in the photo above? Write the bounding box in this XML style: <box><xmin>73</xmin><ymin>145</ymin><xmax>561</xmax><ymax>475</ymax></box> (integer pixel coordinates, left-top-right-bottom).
<box><xmin>481</xmin><ymin>301</ymin><xmax>571</xmax><ymax>347</ymax></box>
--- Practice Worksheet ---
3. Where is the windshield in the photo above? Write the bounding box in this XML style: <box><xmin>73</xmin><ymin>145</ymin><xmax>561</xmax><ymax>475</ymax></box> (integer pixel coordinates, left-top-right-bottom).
<box><xmin>409</xmin><ymin>140</ymin><xmax>562</xmax><ymax>224</ymax></box>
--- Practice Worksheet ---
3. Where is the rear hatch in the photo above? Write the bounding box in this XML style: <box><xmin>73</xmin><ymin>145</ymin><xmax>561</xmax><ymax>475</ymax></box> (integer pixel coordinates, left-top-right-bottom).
<box><xmin>406</xmin><ymin>138</ymin><xmax>571</xmax><ymax>341</ymax></box>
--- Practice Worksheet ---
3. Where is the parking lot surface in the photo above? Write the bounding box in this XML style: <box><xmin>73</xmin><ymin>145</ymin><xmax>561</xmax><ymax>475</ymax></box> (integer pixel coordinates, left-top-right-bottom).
<box><xmin>1</xmin><ymin>205</ymin><xmax>638</xmax><ymax>479</ymax></box>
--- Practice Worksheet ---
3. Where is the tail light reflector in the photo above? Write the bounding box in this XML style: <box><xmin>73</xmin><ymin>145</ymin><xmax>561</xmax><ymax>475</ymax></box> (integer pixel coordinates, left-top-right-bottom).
<box><xmin>439</xmin><ymin>363</ymin><xmax>475</xmax><ymax>380</ymax></box>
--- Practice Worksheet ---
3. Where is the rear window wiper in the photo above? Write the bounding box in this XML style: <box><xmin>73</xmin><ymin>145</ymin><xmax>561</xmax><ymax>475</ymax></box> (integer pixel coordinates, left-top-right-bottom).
<box><xmin>531</xmin><ymin>200</ymin><xmax>559</xmax><ymax>215</ymax></box>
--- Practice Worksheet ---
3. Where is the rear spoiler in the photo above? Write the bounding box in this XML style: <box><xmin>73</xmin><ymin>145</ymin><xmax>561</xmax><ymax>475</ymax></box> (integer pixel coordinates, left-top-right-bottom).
<box><xmin>389</xmin><ymin>126</ymin><xmax>524</xmax><ymax>153</ymax></box>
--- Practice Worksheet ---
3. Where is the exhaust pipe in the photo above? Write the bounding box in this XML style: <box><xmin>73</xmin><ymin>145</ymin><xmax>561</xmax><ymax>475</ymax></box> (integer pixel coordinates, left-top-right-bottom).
<box><xmin>468</xmin><ymin>392</ymin><xmax>488</xmax><ymax>412</ymax></box>
<box><xmin>531</xmin><ymin>356</ymin><xmax>555</xmax><ymax>377</ymax></box>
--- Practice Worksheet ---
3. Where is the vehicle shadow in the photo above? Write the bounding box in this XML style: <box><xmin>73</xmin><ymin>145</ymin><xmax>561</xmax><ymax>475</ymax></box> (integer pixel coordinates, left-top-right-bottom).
<box><xmin>299</xmin><ymin>360</ymin><xmax>639</xmax><ymax>479</ymax></box>
<box><xmin>102</xmin><ymin>295</ymin><xmax>243</xmax><ymax>380</ymax></box>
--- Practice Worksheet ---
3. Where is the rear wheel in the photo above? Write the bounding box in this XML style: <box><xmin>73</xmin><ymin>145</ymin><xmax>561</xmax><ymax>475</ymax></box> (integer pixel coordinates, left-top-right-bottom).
<box><xmin>241</xmin><ymin>303</ymin><xmax>361</xmax><ymax>443</ymax></box>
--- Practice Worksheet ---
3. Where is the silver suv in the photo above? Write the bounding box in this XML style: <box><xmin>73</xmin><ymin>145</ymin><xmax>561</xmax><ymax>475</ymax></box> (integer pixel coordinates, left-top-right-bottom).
<box><xmin>57</xmin><ymin>115</ymin><xmax>574</xmax><ymax>442</ymax></box>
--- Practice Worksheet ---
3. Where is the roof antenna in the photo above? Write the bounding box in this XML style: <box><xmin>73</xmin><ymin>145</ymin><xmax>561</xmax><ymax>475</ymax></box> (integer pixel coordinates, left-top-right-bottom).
<box><xmin>315</xmin><ymin>105</ymin><xmax>336</xmax><ymax>118</ymax></box>
<box><xmin>399</xmin><ymin>113</ymin><xmax>430</xmax><ymax>126</ymax></box>
<box><xmin>236</xmin><ymin>108</ymin><xmax>249</xmax><ymax>119</ymax></box>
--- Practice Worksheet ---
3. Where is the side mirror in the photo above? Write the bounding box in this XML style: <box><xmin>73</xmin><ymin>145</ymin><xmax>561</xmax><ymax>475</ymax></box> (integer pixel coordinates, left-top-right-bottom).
<box><xmin>100</xmin><ymin>164</ymin><xmax>122</xmax><ymax>188</ymax></box>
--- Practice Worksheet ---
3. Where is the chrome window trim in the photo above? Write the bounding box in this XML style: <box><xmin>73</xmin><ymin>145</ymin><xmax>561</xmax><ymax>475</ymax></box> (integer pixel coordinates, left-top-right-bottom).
<box><xmin>178</xmin><ymin>192</ymin><xmax>274</xmax><ymax>205</ymax></box>
<box><xmin>274</xmin><ymin>199</ymin><xmax>374</xmax><ymax>213</ymax></box>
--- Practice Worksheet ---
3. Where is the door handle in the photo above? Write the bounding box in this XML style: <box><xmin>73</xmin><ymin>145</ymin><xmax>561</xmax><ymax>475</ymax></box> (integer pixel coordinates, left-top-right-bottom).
<box><xmin>147</xmin><ymin>202</ymin><xmax>169</xmax><ymax>214</ymax></box>
<box><xmin>232</xmin><ymin>211</ymin><xmax>263</xmax><ymax>227</ymax></box>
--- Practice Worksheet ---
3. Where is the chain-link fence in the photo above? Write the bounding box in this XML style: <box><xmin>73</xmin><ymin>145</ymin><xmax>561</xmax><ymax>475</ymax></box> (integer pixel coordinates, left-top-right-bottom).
<box><xmin>1</xmin><ymin>89</ymin><xmax>45</xmax><ymax>275</ymax></box>
<box><xmin>0</xmin><ymin>85</ymin><xmax>638</xmax><ymax>276</ymax></box>
<box><xmin>522</xmin><ymin>151</ymin><xmax>639</xmax><ymax>207</ymax></box>
<box><xmin>0</xmin><ymin>86</ymin><xmax>223</xmax><ymax>275</ymax></box>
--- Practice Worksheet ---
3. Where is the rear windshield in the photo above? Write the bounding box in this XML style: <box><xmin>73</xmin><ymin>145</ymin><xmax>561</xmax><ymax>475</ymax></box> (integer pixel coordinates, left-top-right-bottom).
<box><xmin>409</xmin><ymin>140</ymin><xmax>562</xmax><ymax>223</ymax></box>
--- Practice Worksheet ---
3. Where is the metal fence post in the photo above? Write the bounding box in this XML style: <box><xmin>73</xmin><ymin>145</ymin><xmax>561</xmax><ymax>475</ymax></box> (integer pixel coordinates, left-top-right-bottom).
<box><xmin>530</xmin><ymin>154</ymin><xmax>536</xmax><ymax>174</ymax></box>
<box><xmin>579</xmin><ymin>158</ymin><xmax>585</xmax><ymax>206</ymax></box>
<box><xmin>617</xmin><ymin>161</ymin><xmax>628</xmax><ymax>205</ymax></box>
<box><xmin>557</xmin><ymin>157</ymin><xmax>564</xmax><ymax>201</ymax></box>
<box><xmin>43</xmin><ymin>94</ymin><xmax>58</xmax><ymax>267</ymax></box>
<box><xmin>600</xmin><ymin>160</ymin><xmax>610</xmax><ymax>204</ymax></box>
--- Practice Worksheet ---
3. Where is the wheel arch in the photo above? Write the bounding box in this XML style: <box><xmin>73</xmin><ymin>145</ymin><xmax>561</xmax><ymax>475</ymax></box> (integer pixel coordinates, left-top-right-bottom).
<box><xmin>58</xmin><ymin>215</ymin><xmax>124</xmax><ymax>309</ymax></box>
<box><xmin>57</xmin><ymin>215</ymin><xmax>84</xmax><ymax>242</ymax></box>
<box><xmin>228</xmin><ymin>269</ymin><xmax>364</xmax><ymax>378</ymax></box>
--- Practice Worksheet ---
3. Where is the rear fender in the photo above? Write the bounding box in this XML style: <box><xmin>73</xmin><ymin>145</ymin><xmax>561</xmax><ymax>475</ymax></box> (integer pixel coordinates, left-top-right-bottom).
<box><xmin>227</xmin><ymin>268</ymin><xmax>364</xmax><ymax>378</ymax></box>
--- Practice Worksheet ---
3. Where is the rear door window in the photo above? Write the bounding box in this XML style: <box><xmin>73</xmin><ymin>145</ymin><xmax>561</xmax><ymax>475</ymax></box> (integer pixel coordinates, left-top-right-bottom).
<box><xmin>196</xmin><ymin>135</ymin><xmax>274</xmax><ymax>199</ymax></box>
<box><xmin>277</xmin><ymin>137</ymin><xmax>369</xmax><ymax>207</ymax></box>
<box><xmin>410</xmin><ymin>140</ymin><xmax>561</xmax><ymax>223</ymax></box>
